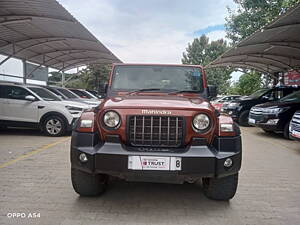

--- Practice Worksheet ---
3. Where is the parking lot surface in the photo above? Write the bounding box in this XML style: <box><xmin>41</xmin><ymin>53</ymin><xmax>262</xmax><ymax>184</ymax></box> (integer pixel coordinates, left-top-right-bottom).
<box><xmin>0</xmin><ymin>127</ymin><xmax>299</xmax><ymax>225</ymax></box>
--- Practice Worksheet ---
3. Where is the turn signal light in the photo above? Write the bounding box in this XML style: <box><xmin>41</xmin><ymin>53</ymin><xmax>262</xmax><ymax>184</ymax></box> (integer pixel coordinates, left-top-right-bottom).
<box><xmin>76</xmin><ymin>112</ymin><xmax>96</xmax><ymax>132</ymax></box>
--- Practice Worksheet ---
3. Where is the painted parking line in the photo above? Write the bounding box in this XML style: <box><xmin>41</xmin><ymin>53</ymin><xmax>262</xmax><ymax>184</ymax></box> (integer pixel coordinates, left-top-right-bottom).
<box><xmin>0</xmin><ymin>137</ymin><xmax>70</xmax><ymax>169</ymax></box>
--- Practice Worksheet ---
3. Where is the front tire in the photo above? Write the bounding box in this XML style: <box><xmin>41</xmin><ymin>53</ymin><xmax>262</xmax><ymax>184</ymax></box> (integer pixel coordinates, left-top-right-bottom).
<box><xmin>283</xmin><ymin>121</ymin><xmax>292</xmax><ymax>140</ymax></box>
<box><xmin>71</xmin><ymin>168</ymin><xmax>108</xmax><ymax>196</ymax></box>
<box><xmin>42</xmin><ymin>115</ymin><xmax>66</xmax><ymax>137</ymax></box>
<box><xmin>238</xmin><ymin>110</ymin><xmax>250</xmax><ymax>126</ymax></box>
<box><xmin>202</xmin><ymin>173</ymin><xmax>238</xmax><ymax>201</ymax></box>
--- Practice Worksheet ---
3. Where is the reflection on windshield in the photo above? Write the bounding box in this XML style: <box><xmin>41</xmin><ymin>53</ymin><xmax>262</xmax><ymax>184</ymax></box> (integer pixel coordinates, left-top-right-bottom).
<box><xmin>280</xmin><ymin>91</ymin><xmax>300</xmax><ymax>103</ymax></box>
<box><xmin>28</xmin><ymin>87</ymin><xmax>61</xmax><ymax>101</ymax></box>
<box><xmin>111</xmin><ymin>66</ymin><xmax>203</xmax><ymax>92</ymax></box>
<box><xmin>249</xmin><ymin>89</ymin><xmax>269</xmax><ymax>98</ymax></box>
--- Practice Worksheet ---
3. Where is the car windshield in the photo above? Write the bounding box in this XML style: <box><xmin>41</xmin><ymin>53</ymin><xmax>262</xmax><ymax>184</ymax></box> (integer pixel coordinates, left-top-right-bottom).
<box><xmin>111</xmin><ymin>65</ymin><xmax>203</xmax><ymax>92</ymax></box>
<box><xmin>279</xmin><ymin>90</ymin><xmax>300</xmax><ymax>103</ymax></box>
<box><xmin>70</xmin><ymin>89</ymin><xmax>94</xmax><ymax>99</ymax></box>
<box><xmin>249</xmin><ymin>89</ymin><xmax>269</xmax><ymax>99</ymax></box>
<box><xmin>57</xmin><ymin>88</ymin><xmax>79</xmax><ymax>99</ymax></box>
<box><xmin>28</xmin><ymin>87</ymin><xmax>61</xmax><ymax>101</ymax></box>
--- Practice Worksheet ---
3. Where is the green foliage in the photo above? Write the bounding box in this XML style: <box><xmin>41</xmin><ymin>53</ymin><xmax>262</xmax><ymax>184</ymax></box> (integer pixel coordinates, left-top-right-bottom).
<box><xmin>182</xmin><ymin>35</ymin><xmax>233</xmax><ymax>94</ymax></box>
<box><xmin>228</xmin><ymin>71</ymin><xmax>262</xmax><ymax>95</ymax></box>
<box><xmin>226</xmin><ymin>0</ymin><xmax>299</xmax><ymax>43</ymax></box>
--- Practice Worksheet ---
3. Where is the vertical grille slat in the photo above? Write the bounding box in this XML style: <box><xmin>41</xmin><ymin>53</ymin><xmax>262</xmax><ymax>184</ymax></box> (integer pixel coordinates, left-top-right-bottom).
<box><xmin>129</xmin><ymin>115</ymin><xmax>183</xmax><ymax>147</ymax></box>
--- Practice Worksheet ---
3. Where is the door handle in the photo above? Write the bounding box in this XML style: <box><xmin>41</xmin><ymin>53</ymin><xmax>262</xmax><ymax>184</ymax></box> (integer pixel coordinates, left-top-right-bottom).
<box><xmin>38</xmin><ymin>106</ymin><xmax>45</xmax><ymax>109</ymax></box>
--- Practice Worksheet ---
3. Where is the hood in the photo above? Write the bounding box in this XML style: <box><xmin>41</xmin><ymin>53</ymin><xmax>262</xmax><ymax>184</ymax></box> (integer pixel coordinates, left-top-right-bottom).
<box><xmin>102</xmin><ymin>95</ymin><xmax>211</xmax><ymax>111</ymax></box>
<box><xmin>54</xmin><ymin>100</ymin><xmax>91</xmax><ymax>109</ymax></box>
<box><xmin>254</xmin><ymin>101</ymin><xmax>299</xmax><ymax>108</ymax></box>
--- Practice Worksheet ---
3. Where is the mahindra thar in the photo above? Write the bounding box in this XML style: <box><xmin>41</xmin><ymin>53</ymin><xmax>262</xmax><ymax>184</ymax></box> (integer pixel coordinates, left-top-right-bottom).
<box><xmin>71</xmin><ymin>64</ymin><xmax>242</xmax><ymax>200</ymax></box>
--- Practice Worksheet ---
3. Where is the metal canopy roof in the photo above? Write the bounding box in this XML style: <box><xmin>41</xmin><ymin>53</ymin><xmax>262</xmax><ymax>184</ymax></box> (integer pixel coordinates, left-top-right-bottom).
<box><xmin>0</xmin><ymin>0</ymin><xmax>121</xmax><ymax>71</ymax></box>
<box><xmin>207</xmin><ymin>3</ymin><xmax>300</xmax><ymax>75</ymax></box>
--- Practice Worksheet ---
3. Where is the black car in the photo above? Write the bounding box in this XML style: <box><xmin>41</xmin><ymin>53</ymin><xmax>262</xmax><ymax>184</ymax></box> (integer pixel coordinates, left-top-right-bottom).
<box><xmin>289</xmin><ymin>110</ymin><xmax>300</xmax><ymax>140</ymax></box>
<box><xmin>221</xmin><ymin>86</ymin><xmax>300</xmax><ymax>126</ymax></box>
<box><xmin>248</xmin><ymin>90</ymin><xmax>300</xmax><ymax>139</ymax></box>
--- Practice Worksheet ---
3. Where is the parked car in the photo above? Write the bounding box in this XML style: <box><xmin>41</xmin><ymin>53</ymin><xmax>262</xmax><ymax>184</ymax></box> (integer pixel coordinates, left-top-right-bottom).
<box><xmin>70</xmin><ymin>63</ymin><xmax>242</xmax><ymax>201</ymax></box>
<box><xmin>248</xmin><ymin>90</ymin><xmax>300</xmax><ymax>139</ymax></box>
<box><xmin>211</xmin><ymin>95</ymin><xmax>241</xmax><ymax>111</ymax></box>
<box><xmin>289</xmin><ymin>110</ymin><xmax>300</xmax><ymax>140</ymax></box>
<box><xmin>221</xmin><ymin>86</ymin><xmax>300</xmax><ymax>126</ymax></box>
<box><xmin>0</xmin><ymin>83</ymin><xmax>90</xmax><ymax>136</ymax></box>
<box><xmin>45</xmin><ymin>86</ymin><xmax>101</xmax><ymax>107</ymax></box>
<box><xmin>68</xmin><ymin>88</ymin><xmax>98</xmax><ymax>99</ymax></box>
<box><xmin>86</xmin><ymin>89</ymin><xmax>103</xmax><ymax>99</ymax></box>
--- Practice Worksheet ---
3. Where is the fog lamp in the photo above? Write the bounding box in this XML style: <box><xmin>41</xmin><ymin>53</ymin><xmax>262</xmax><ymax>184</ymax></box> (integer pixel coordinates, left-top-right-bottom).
<box><xmin>224</xmin><ymin>158</ymin><xmax>233</xmax><ymax>168</ymax></box>
<box><xmin>79</xmin><ymin>153</ymin><xmax>88</xmax><ymax>163</ymax></box>
<box><xmin>266</xmin><ymin>119</ymin><xmax>279</xmax><ymax>125</ymax></box>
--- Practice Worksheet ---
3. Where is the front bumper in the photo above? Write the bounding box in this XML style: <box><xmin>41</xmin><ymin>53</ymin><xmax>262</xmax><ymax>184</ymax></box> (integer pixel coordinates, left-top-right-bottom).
<box><xmin>70</xmin><ymin>132</ymin><xmax>242</xmax><ymax>182</ymax></box>
<box><xmin>248</xmin><ymin>113</ymin><xmax>283</xmax><ymax>131</ymax></box>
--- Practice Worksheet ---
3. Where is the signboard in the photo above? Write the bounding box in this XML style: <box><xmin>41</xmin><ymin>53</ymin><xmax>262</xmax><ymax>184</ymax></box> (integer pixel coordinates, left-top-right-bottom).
<box><xmin>25</xmin><ymin>62</ymin><xmax>48</xmax><ymax>82</ymax></box>
<box><xmin>284</xmin><ymin>71</ymin><xmax>300</xmax><ymax>86</ymax></box>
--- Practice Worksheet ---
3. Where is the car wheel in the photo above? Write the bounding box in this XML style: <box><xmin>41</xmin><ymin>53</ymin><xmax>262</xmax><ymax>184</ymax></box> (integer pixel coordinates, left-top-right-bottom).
<box><xmin>283</xmin><ymin>121</ymin><xmax>292</xmax><ymax>140</ymax></box>
<box><xmin>238</xmin><ymin>110</ymin><xmax>250</xmax><ymax>126</ymax></box>
<box><xmin>71</xmin><ymin>168</ymin><xmax>108</xmax><ymax>196</ymax></box>
<box><xmin>202</xmin><ymin>173</ymin><xmax>238</xmax><ymax>201</ymax></box>
<box><xmin>42</xmin><ymin>115</ymin><xmax>66</xmax><ymax>137</ymax></box>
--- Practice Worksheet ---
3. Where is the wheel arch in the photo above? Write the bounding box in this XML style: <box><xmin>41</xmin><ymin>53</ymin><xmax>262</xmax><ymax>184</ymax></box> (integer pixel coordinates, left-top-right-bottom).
<box><xmin>39</xmin><ymin>111</ymin><xmax>69</xmax><ymax>128</ymax></box>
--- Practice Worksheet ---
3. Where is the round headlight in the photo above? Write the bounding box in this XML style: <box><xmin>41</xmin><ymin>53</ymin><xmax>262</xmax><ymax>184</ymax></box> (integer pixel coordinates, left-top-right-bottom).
<box><xmin>193</xmin><ymin>113</ymin><xmax>210</xmax><ymax>131</ymax></box>
<box><xmin>103</xmin><ymin>111</ymin><xmax>120</xmax><ymax>128</ymax></box>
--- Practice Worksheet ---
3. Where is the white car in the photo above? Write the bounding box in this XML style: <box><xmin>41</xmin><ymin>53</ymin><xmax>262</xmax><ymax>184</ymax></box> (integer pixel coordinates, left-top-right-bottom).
<box><xmin>0</xmin><ymin>83</ymin><xmax>90</xmax><ymax>136</ymax></box>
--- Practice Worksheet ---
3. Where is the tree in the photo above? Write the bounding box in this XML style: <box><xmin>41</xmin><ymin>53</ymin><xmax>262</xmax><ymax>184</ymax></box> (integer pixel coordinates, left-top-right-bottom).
<box><xmin>48</xmin><ymin>64</ymin><xmax>112</xmax><ymax>91</ymax></box>
<box><xmin>226</xmin><ymin>0</ymin><xmax>299</xmax><ymax>43</ymax></box>
<box><xmin>228</xmin><ymin>71</ymin><xmax>262</xmax><ymax>95</ymax></box>
<box><xmin>182</xmin><ymin>35</ymin><xmax>233</xmax><ymax>94</ymax></box>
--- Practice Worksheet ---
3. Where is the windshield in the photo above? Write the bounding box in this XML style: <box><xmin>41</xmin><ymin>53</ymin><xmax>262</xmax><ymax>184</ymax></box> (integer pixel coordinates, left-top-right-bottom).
<box><xmin>57</xmin><ymin>88</ymin><xmax>79</xmax><ymax>99</ymax></box>
<box><xmin>111</xmin><ymin>65</ymin><xmax>203</xmax><ymax>92</ymax></box>
<box><xmin>249</xmin><ymin>89</ymin><xmax>269</xmax><ymax>99</ymax></box>
<box><xmin>280</xmin><ymin>90</ymin><xmax>300</xmax><ymax>103</ymax></box>
<box><xmin>70</xmin><ymin>89</ymin><xmax>94</xmax><ymax>99</ymax></box>
<box><xmin>28</xmin><ymin>87</ymin><xmax>61</xmax><ymax>101</ymax></box>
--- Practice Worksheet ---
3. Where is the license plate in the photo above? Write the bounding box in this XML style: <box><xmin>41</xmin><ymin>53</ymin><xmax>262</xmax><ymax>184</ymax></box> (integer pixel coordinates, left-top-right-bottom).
<box><xmin>128</xmin><ymin>156</ymin><xmax>181</xmax><ymax>171</ymax></box>
<box><xmin>248</xmin><ymin>118</ymin><xmax>255</xmax><ymax>124</ymax></box>
<box><xmin>291</xmin><ymin>130</ymin><xmax>300</xmax><ymax>138</ymax></box>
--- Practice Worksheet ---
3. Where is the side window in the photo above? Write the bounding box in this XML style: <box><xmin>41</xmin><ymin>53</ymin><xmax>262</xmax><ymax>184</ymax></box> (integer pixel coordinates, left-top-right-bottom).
<box><xmin>5</xmin><ymin>86</ymin><xmax>31</xmax><ymax>100</ymax></box>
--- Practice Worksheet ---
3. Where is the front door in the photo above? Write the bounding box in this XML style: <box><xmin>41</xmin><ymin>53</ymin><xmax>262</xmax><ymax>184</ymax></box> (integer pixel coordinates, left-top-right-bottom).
<box><xmin>2</xmin><ymin>85</ymin><xmax>39</xmax><ymax>123</ymax></box>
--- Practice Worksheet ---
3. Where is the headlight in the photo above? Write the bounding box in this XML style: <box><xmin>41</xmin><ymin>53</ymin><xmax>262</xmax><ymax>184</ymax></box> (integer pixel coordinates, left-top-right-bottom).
<box><xmin>65</xmin><ymin>106</ymin><xmax>83</xmax><ymax>111</ymax></box>
<box><xmin>228</xmin><ymin>102</ymin><xmax>240</xmax><ymax>108</ymax></box>
<box><xmin>103</xmin><ymin>111</ymin><xmax>121</xmax><ymax>128</ymax></box>
<box><xmin>192</xmin><ymin>113</ymin><xmax>210</xmax><ymax>131</ymax></box>
<box><xmin>262</xmin><ymin>107</ymin><xmax>281</xmax><ymax>114</ymax></box>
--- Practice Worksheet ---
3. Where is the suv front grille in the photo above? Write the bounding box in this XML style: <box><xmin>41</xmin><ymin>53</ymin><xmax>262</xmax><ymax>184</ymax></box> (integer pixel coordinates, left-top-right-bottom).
<box><xmin>128</xmin><ymin>115</ymin><xmax>184</xmax><ymax>147</ymax></box>
<box><xmin>291</xmin><ymin>111</ymin><xmax>300</xmax><ymax>132</ymax></box>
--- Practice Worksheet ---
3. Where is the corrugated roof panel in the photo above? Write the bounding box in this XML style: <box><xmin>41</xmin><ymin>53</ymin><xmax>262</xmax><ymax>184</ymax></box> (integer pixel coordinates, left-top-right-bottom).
<box><xmin>0</xmin><ymin>0</ymin><xmax>121</xmax><ymax>70</ymax></box>
<box><xmin>208</xmin><ymin>3</ymin><xmax>300</xmax><ymax>74</ymax></box>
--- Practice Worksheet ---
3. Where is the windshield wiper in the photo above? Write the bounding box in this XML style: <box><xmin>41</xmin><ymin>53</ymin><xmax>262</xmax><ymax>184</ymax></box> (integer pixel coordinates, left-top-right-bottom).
<box><xmin>167</xmin><ymin>90</ymin><xmax>200</xmax><ymax>95</ymax></box>
<box><xmin>128</xmin><ymin>88</ymin><xmax>163</xmax><ymax>95</ymax></box>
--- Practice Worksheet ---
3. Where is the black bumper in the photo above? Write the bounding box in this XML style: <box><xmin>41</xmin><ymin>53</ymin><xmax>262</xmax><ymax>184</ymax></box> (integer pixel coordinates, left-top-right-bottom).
<box><xmin>70</xmin><ymin>132</ymin><xmax>242</xmax><ymax>181</ymax></box>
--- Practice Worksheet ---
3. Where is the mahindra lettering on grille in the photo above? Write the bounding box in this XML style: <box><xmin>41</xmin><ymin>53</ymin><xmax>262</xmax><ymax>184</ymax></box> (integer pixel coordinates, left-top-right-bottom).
<box><xmin>128</xmin><ymin>115</ymin><xmax>183</xmax><ymax>147</ymax></box>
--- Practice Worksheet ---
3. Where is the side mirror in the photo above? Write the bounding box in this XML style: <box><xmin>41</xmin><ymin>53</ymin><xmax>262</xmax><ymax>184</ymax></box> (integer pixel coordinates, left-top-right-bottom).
<box><xmin>261</xmin><ymin>95</ymin><xmax>269</xmax><ymax>100</ymax></box>
<box><xmin>208</xmin><ymin>85</ymin><xmax>217</xmax><ymax>99</ymax></box>
<box><xmin>25</xmin><ymin>95</ymin><xmax>36</xmax><ymax>101</ymax></box>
